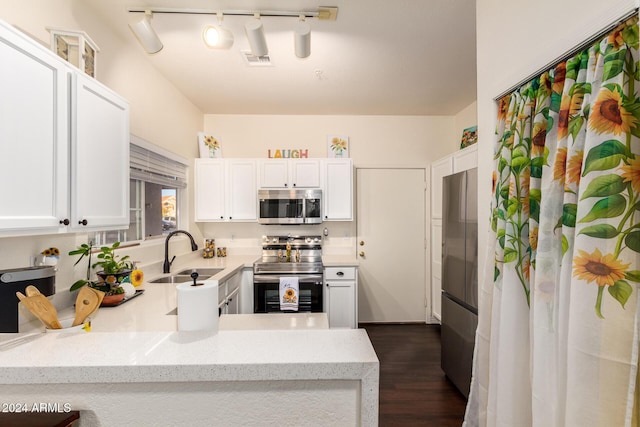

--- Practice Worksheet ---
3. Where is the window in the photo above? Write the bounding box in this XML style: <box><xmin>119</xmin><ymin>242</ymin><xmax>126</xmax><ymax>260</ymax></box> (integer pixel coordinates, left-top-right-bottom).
<box><xmin>93</xmin><ymin>136</ymin><xmax>188</xmax><ymax>245</ymax></box>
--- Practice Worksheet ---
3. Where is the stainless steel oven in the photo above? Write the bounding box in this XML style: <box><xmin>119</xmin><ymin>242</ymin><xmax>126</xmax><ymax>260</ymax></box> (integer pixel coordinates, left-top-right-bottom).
<box><xmin>253</xmin><ymin>235</ymin><xmax>324</xmax><ymax>313</ymax></box>
<box><xmin>253</xmin><ymin>274</ymin><xmax>323</xmax><ymax>313</ymax></box>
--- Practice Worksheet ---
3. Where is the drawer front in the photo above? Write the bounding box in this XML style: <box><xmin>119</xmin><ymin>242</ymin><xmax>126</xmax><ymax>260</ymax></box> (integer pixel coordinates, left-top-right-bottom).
<box><xmin>324</xmin><ymin>267</ymin><xmax>356</xmax><ymax>280</ymax></box>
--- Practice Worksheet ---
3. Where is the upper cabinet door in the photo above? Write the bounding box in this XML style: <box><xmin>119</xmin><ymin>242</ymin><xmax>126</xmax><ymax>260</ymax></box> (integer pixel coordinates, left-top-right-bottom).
<box><xmin>453</xmin><ymin>144</ymin><xmax>478</xmax><ymax>174</ymax></box>
<box><xmin>70</xmin><ymin>73</ymin><xmax>130</xmax><ymax>230</ymax></box>
<box><xmin>195</xmin><ymin>159</ymin><xmax>226</xmax><ymax>221</ymax></box>
<box><xmin>291</xmin><ymin>160</ymin><xmax>321</xmax><ymax>188</ymax></box>
<box><xmin>323</xmin><ymin>159</ymin><xmax>353</xmax><ymax>221</ymax></box>
<box><xmin>259</xmin><ymin>159</ymin><xmax>289</xmax><ymax>188</ymax></box>
<box><xmin>226</xmin><ymin>159</ymin><xmax>257</xmax><ymax>221</ymax></box>
<box><xmin>0</xmin><ymin>22</ymin><xmax>70</xmax><ymax>232</ymax></box>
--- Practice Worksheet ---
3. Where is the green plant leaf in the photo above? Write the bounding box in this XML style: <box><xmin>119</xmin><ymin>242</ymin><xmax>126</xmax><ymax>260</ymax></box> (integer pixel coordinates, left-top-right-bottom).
<box><xmin>625</xmin><ymin>270</ymin><xmax>640</xmax><ymax>283</ymax></box>
<box><xmin>494</xmin><ymin>266</ymin><xmax>500</xmax><ymax>281</ymax></box>
<box><xmin>563</xmin><ymin>203</ymin><xmax>578</xmax><ymax>227</ymax></box>
<box><xmin>578</xmin><ymin>224</ymin><xmax>619</xmax><ymax>239</ymax></box>
<box><xmin>70</xmin><ymin>280</ymin><xmax>89</xmax><ymax>292</ymax></box>
<box><xmin>608</xmin><ymin>280</ymin><xmax>632</xmax><ymax>309</ymax></box>
<box><xmin>530</xmin><ymin>188</ymin><xmax>542</xmax><ymax>202</ymax></box>
<box><xmin>561</xmin><ymin>234</ymin><xmax>569</xmax><ymax>256</ymax></box>
<box><xmin>625</xmin><ymin>231</ymin><xmax>640</xmax><ymax>253</ymax></box>
<box><xmin>579</xmin><ymin>195</ymin><xmax>627</xmax><ymax>222</ymax></box>
<box><xmin>582</xmin><ymin>140</ymin><xmax>628</xmax><ymax>175</ymax></box>
<box><xmin>511</xmin><ymin>155</ymin><xmax>530</xmax><ymax>173</ymax></box>
<box><xmin>504</xmin><ymin>248</ymin><xmax>518</xmax><ymax>263</ymax></box>
<box><xmin>580</xmin><ymin>174</ymin><xmax>626</xmax><ymax>199</ymax></box>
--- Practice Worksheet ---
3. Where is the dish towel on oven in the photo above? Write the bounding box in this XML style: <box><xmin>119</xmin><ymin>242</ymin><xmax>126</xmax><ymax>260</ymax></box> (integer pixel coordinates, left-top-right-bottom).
<box><xmin>279</xmin><ymin>277</ymin><xmax>299</xmax><ymax>311</ymax></box>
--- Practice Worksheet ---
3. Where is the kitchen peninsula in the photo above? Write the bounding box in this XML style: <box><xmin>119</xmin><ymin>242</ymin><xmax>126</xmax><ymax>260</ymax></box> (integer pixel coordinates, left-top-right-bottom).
<box><xmin>0</xmin><ymin>256</ymin><xmax>378</xmax><ymax>426</ymax></box>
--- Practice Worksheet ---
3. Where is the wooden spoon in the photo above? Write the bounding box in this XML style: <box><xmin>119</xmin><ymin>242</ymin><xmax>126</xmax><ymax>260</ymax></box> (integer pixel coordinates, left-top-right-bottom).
<box><xmin>72</xmin><ymin>286</ymin><xmax>104</xmax><ymax>326</ymax></box>
<box><xmin>16</xmin><ymin>286</ymin><xmax>63</xmax><ymax>329</ymax></box>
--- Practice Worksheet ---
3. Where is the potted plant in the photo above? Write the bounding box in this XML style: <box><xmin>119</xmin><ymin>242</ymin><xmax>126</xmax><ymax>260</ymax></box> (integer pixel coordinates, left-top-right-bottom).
<box><xmin>69</xmin><ymin>242</ymin><xmax>133</xmax><ymax>304</ymax></box>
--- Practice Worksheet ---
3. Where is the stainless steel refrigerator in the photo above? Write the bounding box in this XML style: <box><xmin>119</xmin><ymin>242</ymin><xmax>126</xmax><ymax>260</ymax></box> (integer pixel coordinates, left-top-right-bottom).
<box><xmin>441</xmin><ymin>168</ymin><xmax>478</xmax><ymax>398</ymax></box>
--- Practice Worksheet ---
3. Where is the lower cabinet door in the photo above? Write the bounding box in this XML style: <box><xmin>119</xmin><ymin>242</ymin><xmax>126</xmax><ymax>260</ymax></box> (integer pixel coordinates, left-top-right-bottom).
<box><xmin>326</xmin><ymin>280</ymin><xmax>356</xmax><ymax>328</ymax></box>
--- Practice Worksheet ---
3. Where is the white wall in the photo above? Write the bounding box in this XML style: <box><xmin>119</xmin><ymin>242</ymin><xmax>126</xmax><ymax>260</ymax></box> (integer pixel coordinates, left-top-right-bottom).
<box><xmin>455</xmin><ymin>101</ymin><xmax>478</xmax><ymax>138</ymax></box>
<box><xmin>475</xmin><ymin>1</ymin><xmax>637</xmax><ymax>297</ymax></box>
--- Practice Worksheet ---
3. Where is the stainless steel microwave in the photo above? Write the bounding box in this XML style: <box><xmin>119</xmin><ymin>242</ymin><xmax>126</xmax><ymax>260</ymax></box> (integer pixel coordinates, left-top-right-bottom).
<box><xmin>258</xmin><ymin>189</ymin><xmax>322</xmax><ymax>225</ymax></box>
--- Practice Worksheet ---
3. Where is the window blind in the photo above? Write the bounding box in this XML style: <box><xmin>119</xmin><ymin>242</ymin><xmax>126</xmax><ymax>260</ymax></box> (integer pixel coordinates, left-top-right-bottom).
<box><xmin>130</xmin><ymin>143</ymin><xmax>187</xmax><ymax>188</ymax></box>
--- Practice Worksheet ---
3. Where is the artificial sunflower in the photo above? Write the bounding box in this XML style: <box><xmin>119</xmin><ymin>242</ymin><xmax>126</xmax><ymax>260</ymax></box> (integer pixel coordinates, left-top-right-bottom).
<box><xmin>573</xmin><ymin>248</ymin><xmax>630</xmax><ymax>287</ymax></box>
<box><xmin>621</xmin><ymin>157</ymin><xmax>640</xmax><ymax>193</ymax></box>
<box><xmin>497</xmin><ymin>96</ymin><xmax>510</xmax><ymax>121</ymax></box>
<box><xmin>130</xmin><ymin>269</ymin><xmax>144</xmax><ymax>287</ymax></box>
<box><xmin>557</xmin><ymin>93</ymin><xmax>583</xmax><ymax>140</ymax></box>
<box><xmin>589</xmin><ymin>88</ymin><xmax>637</xmax><ymax>135</ymax></box>
<box><xmin>552</xmin><ymin>63</ymin><xmax>567</xmax><ymax>95</ymax></box>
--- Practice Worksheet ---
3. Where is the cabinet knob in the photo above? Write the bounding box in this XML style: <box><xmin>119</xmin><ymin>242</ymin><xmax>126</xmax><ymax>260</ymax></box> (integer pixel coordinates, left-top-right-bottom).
<box><xmin>359</xmin><ymin>240</ymin><xmax>365</xmax><ymax>246</ymax></box>
<box><xmin>78</xmin><ymin>219</ymin><xmax>88</xmax><ymax>226</ymax></box>
<box><xmin>359</xmin><ymin>251</ymin><xmax>365</xmax><ymax>257</ymax></box>
<box><xmin>59</xmin><ymin>218</ymin><xmax>70</xmax><ymax>225</ymax></box>
<box><xmin>293</xmin><ymin>183</ymin><xmax>296</xmax><ymax>187</ymax></box>
<box><xmin>337</xmin><ymin>271</ymin><xmax>344</xmax><ymax>277</ymax></box>
<box><xmin>220</xmin><ymin>216</ymin><xmax>224</xmax><ymax>219</ymax></box>
<box><xmin>284</xmin><ymin>183</ymin><xmax>288</xmax><ymax>187</ymax></box>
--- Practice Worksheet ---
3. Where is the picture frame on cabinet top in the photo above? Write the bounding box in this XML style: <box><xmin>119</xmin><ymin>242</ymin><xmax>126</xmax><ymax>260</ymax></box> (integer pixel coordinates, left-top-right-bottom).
<box><xmin>327</xmin><ymin>135</ymin><xmax>349</xmax><ymax>158</ymax></box>
<box><xmin>198</xmin><ymin>132</ymin><xmax>223</xmax><ymax>158</ymax></box>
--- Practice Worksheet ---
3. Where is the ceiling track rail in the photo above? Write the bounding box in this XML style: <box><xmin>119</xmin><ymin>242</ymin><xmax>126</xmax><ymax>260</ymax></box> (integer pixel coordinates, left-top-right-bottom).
<box><xmin>493</xmin><ymin>7</ymin><xmax>639</xmax><ymax>100</ymax></box>
<box><xmin>127</xmin><ymin>7</ymin><xmax>338</xmax><ymax>20</ymax></box>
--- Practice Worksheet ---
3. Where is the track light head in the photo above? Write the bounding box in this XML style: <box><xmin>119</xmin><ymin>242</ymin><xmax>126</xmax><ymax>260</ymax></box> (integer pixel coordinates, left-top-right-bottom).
<box><xmin>203</xmin><ymin>13</ymin><xmax>234</xmax><ymax>49</ymax></box>
<box><xmin>129</xmin><ymin>10</ymin><xmax>163</xmax><ymax>54</ymax></box>
<box><xmin>294</xmin><ymin>17</ymin><xmax>311</xmax><ymax>58</ymax></box>
<box><xmin>244</xmin><ymin>17</ymin><xmax>268</xmax><ymax>57</ymax></box>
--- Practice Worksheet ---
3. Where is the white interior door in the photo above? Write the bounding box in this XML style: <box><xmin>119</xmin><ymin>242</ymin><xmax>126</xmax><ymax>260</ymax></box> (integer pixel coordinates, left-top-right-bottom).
<box><xmin>356</xmin><ymin>168</ymin><xmax>427</xmax><ymax>322</ymax></box>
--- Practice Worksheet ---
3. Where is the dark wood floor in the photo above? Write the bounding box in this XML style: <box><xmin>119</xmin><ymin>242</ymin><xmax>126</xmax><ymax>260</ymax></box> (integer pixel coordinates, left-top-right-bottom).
<box><xmin>361</xmin><ymin>323</ymin><xmax>467</xmax><ymax>427</ymax></box>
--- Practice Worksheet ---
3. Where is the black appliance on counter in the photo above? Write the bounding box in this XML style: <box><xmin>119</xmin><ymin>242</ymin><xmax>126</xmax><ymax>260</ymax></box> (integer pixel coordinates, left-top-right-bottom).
<box><xmin>0</xmin><ymin>266</ymin><xmax>56</xmax><ymax>332</ymax></box>
<box><xmin>253</xmin><ymin>235</ymin><xmax>324</xmax><ymax>313</ymax></box>
<box><xmin>441</xmin><ymin>168</ymin><xmax>478</xmax><ymax>398</ymax></box>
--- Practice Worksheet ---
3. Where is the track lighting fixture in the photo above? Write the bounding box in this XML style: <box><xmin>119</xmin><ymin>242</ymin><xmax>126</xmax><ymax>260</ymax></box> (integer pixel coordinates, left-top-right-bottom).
<box><xmin>127</xmin><ymin>7</ymin><xmax>337</xmax><ymax>57</ymax></box>
<box><xmin>203</xmin><ymin>13</ymin><xmax>234</xmax><ymax>49</ymax></box>
<box><xmin>129</xmin><ymin>10</ymin><xmax>163</xmax><ymax>54</ymax></box>
<box><xmin>244</xmin><ymin>15</ymin><xmax>268</xmax><ymax>57</ymax></box>
<box><xmin>294</xmin><ymin>16</ymin><xmax>311</xmax><ymax>58</ymax></box>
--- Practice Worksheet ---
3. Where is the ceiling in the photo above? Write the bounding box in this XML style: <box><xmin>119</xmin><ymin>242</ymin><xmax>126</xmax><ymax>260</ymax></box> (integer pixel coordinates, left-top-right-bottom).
<box><xmin>86</xmin><ymin>0</ymin><xmax>477</xmax><ymax>116</ymax></box>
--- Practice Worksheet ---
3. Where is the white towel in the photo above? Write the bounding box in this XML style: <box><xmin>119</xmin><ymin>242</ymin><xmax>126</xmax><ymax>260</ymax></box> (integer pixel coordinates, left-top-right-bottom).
<box><xmin>279</xmin><ymin>277</ymin><xmax>299</xmax><ymax>311</ymax></box>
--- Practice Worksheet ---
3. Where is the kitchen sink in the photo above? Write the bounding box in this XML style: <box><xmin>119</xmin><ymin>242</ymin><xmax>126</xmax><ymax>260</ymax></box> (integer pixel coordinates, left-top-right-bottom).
<box><xmin>175</xmin><ymin>268</ymin><xmax>224</xmax><ymax>276</ymax></box>
<box><xmin>148</xmin><ymin>275</ymin><xmax>210</xmax><ymax>284</ymax></box>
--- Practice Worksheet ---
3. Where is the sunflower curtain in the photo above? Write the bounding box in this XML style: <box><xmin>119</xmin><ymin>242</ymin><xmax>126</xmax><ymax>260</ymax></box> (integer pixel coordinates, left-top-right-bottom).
<box><xmin>465</xmin><ymin>16</ymin><xmax>640</xmax><ymax>427</ymax></box>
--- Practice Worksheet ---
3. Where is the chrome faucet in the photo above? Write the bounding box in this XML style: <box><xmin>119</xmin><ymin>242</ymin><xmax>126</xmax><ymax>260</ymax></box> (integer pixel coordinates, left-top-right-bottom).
<box><xmin>163</xmin><ymin>230</ymin><xmax>199</xmax><ymax>273</ymax></box>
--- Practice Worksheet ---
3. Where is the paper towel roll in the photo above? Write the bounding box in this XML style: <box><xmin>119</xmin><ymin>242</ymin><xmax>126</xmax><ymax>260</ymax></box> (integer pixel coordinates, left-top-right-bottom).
<box><xmin>176</xmin><ymin>281</ymin><xmax>219</xmax><ymax>332</ymax></box>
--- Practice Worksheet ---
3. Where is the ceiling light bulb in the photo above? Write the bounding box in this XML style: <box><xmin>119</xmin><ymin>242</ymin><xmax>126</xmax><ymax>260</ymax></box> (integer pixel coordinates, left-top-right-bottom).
<box><xmin>294</xmin><ymin>19</ymin><xmax>311</xmax><ymax>58</ymax></box>
<box><xmin>244</xmin><ymin>17</ymin><xmax>268</xmax><ymax>57</ymax></box>
<box><xmin>129</xmin><ymin>11</ymin><xmax>163</xmax><ymax>54</ymax></box>
<box><xmin>203</xmin><ymin>25</ymin><xmax>234</xmax><ymax>49</ymax></box>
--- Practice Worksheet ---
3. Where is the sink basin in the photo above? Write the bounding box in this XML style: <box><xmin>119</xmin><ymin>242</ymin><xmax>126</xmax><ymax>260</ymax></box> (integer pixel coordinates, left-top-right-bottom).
<box><xmin>148</xmin><ymin>275</ymin><xmax>210</xmax><ymax>284</ymax></box>
<box><xmin>175</xmin><ymin>268</ymin><xmax>224</xmax><ymax>276</ymax></box>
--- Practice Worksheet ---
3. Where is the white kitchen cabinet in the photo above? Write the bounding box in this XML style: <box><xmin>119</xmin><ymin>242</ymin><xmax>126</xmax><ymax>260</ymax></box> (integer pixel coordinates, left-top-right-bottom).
<box><xmin>324</xmin><ymin>266</ymin><xmax>358</xmax><ymax>329</ymax></box>
<box><xmin>430</xmin><ymin>144</ymin><xmax>477</xmax><ymax>322</ymax></box>
<box><xmin>0</xmin><ymin>21</ymin><xmax>129</xmax><ymax>233</ymax></box>
<box><xmin>259</xmin><ymin>159</ymin><xmax>321</xmax><ymax>188</ymax></box>
<box><xmin>195</xmin><ymin>159</ymin><xmax>257</xmax><ymax>222</ymax></box>
<box><xmin>240</xmin><ymin>267</ymin><xmax>254</xmax><ymax>314</ymax></box>
<box><xmin>70</xmin><ymin>72</ymin><xmax>130</xmax><ymax>230</ymax></box>
<box><xmin>218</xmin><ymin>270</ymin><xmax>242</xmax><ymax>316</ymax></box>
<box><xmin>322</xmin><ymin>159</ymin><xmax>353</xmax><ymax>221</ymax></box>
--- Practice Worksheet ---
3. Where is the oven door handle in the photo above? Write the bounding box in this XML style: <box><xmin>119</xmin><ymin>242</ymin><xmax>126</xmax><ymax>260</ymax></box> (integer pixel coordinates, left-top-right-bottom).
<box><xmin>253</xmin><ymin>274</ymin><xmax>323</xmax><ymax>284</ymax></box>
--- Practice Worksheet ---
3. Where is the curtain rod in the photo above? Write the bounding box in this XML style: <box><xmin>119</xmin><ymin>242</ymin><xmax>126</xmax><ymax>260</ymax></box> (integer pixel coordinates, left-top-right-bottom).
<box><xmin>493</xmin><ymin>7</ymin><xmax>639</xmax><ymax>100</ymax></box>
